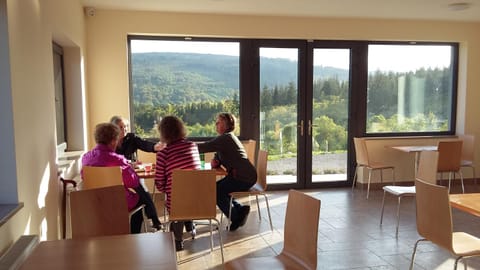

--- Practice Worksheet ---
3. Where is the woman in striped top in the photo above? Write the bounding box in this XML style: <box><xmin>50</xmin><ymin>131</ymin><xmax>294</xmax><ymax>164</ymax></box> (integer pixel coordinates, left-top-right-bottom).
<box><xmin>154</xmin><ymin>116</ymin><xmax>201</xmax><ymax>251</ymax></box>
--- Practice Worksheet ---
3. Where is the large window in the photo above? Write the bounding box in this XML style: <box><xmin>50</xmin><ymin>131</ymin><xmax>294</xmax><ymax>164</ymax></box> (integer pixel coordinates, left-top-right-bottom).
<box><xmin>366</xmin><ymin>43</ymin><xmax>457</xmax><ymax>135</ymax></box>
<box><xmin>128</xmin><ymin>37</ymin><xmax>240</xmax><ymax>138</ymax></box>
<box><xmin>128</xmin><ymin>36</ymin><xmax>458</xmax><ymax>189</ymax></box>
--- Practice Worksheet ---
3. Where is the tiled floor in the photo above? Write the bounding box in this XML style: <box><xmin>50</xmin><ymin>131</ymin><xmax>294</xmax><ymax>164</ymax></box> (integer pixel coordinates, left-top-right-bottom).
<box><xmin>174</xmin><ymin>182</ymin><xmax>480</xmax><ymax>270</ymax></box>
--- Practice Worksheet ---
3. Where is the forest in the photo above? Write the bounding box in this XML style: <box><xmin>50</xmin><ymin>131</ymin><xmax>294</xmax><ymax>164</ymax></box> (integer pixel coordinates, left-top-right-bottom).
<box><xmin>131</xmin><ymin>52</ymin><xmax>452</xmax><ymax>156</ymax></box>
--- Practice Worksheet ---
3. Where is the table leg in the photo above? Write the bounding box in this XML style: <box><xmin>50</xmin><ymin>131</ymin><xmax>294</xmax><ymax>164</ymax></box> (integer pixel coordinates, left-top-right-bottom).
<box><xmin>414</xmin><ymin>152</ymin><xmax>420</xmax><ymax>177</ymax></box>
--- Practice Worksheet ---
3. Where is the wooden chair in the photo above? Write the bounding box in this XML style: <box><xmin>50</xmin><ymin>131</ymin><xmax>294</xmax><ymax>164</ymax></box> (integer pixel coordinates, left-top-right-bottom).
<box><xmin>81</xmin><ymin>165</ymin><xmax>124</xmax><ymax>189</ymax></box>
<box><xmin>136</xmin><ymin>150</ymin><xmax>167</xmax><ymax>223</ymax></box>
<box><xmin>409</xmin><ymin>179</ymin><xmax>480</xmax><ymax>270</ymax></box>
<box><xmin>242</xmin><ymin>139</ymin><xmax>257</xmax><ymax>165</ymax></box>
<box><xmin>202</xmin><ymin>139</ymin><xmax>256</xmax><ymax>166</ymax></box>
<box><xmin>380</xmin><ymin>151</ymin><xmax>439</xmax><ymax>237</ymax></box>
<box><xmin>225</xmin><ymin>189</ymin><xmax>321</xmax><ymax>270</ymax></box>
<box><xmin>81</xmin><ymin>166</ymin><xmax>147</xmax><ymax>232</ymax></box>
<box><xmin>70</xmin><ymin>185</ymin><xmax>130</xmax><ymax>238</ymax></box>
<box><xmin>437</xmin><ymin>140</ymin><xmax>464</xmax><ymax>193</ymax></box>
<box><xmin>168</xmin><ymin>169</ymin><xmax>224</xmax><ymax>263</ymax></box>
<box><xmin>352</xmin><ymin>137</ymin><xmax>395</xmax><ymax>199</ymax></box>
<box><xmin>458</xmin><ymin>134</ymin><xmax>476</xmax><ymax>185</ymax></box>
<box><xmin>227</xmin><ymin>150</ymin><xmax>273</xmax><ymax>231</ymax></box>
<box><xmin>136</xmin><ymin>149</ymin><xmax>157</xmax><ymax>165</ymax></box>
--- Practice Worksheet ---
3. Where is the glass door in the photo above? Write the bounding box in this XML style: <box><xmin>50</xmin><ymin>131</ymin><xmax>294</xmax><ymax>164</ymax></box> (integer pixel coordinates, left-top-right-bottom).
<box><xmin>310</xmin><ymin>48</ymin><xmax>350</xmax><ymax>185</ymax></box>
<box><xmin>257</xmin><ymin>41</ymin><xmax>351</xmax><ymax>189</ymax></box>
<box><xmin>258</xmin><ymin>42</ymin><xmax>305</xmax><ymax>187</ymax></box>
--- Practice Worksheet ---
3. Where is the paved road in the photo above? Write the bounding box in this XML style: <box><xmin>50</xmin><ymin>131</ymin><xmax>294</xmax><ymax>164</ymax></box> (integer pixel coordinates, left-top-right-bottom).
<box><xmin>267</xmin><ymin>152</ymin><xmax>347</xmax><ymax>175</ymax></box>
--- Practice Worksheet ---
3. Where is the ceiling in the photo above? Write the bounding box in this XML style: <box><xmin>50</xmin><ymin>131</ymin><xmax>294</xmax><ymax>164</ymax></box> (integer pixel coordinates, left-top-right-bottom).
<box><xmin>81</xmin><ymin>0</ymin><xmax>480</xmax><ymax>22</ymax></box>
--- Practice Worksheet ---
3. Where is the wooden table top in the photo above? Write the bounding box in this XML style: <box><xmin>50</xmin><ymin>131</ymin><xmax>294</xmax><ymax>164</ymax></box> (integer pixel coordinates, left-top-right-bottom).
<box><xmin>136</xmin><ymin>167</ymin><xmax>227</xmax><ymax>179</ymax></box>
<box><xmin>389</xmin><ymin>145</ymin><xmax>437</xmax><ymax>153</ymax></box>
<box><xmin>19</xmin><ymin>233</ymin><xmax>177</xmax><ymax>270</ymax></box>
<box><xmin>450</xmin><ymin>193</ymin><xmax>480</xmax><ymax>217</ymax></box>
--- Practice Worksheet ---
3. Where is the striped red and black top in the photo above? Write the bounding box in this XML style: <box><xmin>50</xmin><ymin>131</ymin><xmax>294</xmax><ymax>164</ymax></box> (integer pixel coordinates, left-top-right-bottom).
<box><xmin>154</xmin><ymin>139</ymin><xmax>201</xmax><ymax>211</ymax></box>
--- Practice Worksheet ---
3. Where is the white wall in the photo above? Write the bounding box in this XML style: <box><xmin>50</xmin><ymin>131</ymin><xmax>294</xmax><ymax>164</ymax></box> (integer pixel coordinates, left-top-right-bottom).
<box><xmin>85</xmin><ymin>10</ymin><xmax>480</xmax><ymax>183</ymax></box>
<box><xmin>0</xmin><ymin>0</ymin><xmax>86</xmax><ymax>254</ymax></box>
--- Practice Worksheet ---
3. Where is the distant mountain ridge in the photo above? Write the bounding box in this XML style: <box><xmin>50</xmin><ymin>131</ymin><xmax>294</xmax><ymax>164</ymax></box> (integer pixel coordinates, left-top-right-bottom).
<box><xmin>131</xmin><ymin>52</ymin><xmax>348</xmax><ymax>105</ymax></box>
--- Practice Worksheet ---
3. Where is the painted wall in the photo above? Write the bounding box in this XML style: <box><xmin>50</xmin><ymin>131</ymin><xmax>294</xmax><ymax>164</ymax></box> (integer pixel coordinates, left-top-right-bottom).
<box><xmin>85</xmin><ymin>10</ymin><xmax>480</xmax><ymax>183</ymax></box>
<box><xmin>0</xmin><ymin>0</ymin><xmax>86</xmax><ymax>254</ymax></box>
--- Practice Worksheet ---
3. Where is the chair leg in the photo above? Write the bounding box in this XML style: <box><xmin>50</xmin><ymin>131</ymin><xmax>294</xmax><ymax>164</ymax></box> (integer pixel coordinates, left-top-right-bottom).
<box><xmin>458</xmin><ymin>171</ymin><xmax>465</xmax><ymax>193</ymax></box>
<box><xmin>255</xmin><ymin>195</ymin><xmax>261</xmax><ymax>220</ymax></box>
<box><xmin>409</xmin><ymin>239</ymin><xmax>427</xmax><ymax>270</ymax></box>
<box><xmin>380</xmin><ymin>190</ymin><xmax>387</xmax><ymax>225</ymax></box>
<box><xmin>395</xmin><ymin>196</ymin><xmax>402</xmax><ymax>238</ymax></box>
<box><xmin>262</xmin><ymin>194</ymin><xmax>273</xmax><ymax>231</ymax></box>
<box><xmin>208</xmin><ymin>219</ymin><xmax>214</xmax><ymax>251</ymax></box>
<box><xmin>213</xmin><ymin>218</ymin><xmax>225</xmax><ymax>264</ymax></box>
<box><xmin>392</xmin><ymin>168</ymin><xmax>396</xmax><ymax>185</ymax></box>
<box><xmin>366</xmin><ymin>169</ymin><xmax>372</xmax><ymax>199</ymax></box>
<box><xmin>453</xmin><ymin>256</ymin><xmax>466</xmax><ymax>270</ymax></box>
<box><xmin>352</xmin><ymin>166</ymin><xmax>358</xmax><ymax>192</ymax></box>
<box><xmin>227</xmin><ymin>196</ymin><xmax>234</xmax><ymax>231</ymax></box>
<box><xmin>448</xmin><ymin>172</ymin><xmax>452</xmax><ymax>192</ymax></box>
<box><xmin>473</xmin><ymin>166</ymin><xmax>477</xmax><ymax>185</ymax></box>
<box><xmin>141</xmin><ymin>207</ymin><xmax>148</xmax><ymax>233</ymax></box>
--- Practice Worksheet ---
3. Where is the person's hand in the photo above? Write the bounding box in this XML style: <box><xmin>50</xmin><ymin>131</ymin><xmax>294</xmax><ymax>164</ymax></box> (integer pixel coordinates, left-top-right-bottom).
<box><xmin>211</xmin><ymin>158</ymin><xmax>220</xmax><ymax>168</ymax></box>
<box><xmin>154</xmin><ymin>142</ymin><xmax>166</xmax><ymax>151</ymax></box>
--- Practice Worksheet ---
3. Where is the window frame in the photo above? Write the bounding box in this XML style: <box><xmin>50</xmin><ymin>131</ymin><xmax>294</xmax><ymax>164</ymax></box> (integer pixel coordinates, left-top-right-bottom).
<box><xmin>361</xmin><ymin>41</ymin><xmax>458</xmax><ymax>137</ymax></box>
<box><xmin>127</xmin><ymin>36</ymin><xmax>459</xmax><ymax>141</ymax></box>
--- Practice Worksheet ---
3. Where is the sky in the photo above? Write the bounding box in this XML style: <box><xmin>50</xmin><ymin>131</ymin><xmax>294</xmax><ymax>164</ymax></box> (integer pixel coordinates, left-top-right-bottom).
<box><xmin>131</xmin><ymin>40</ymin><xmax>451</xmax><ymax>72</ymax></box>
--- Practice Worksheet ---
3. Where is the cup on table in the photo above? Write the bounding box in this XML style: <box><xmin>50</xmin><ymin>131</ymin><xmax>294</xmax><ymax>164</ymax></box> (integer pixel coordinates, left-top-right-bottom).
<box><xmin>143</xmin><ymin>163</ymin><xmax>153</xmax><ymax>173</ymax></box>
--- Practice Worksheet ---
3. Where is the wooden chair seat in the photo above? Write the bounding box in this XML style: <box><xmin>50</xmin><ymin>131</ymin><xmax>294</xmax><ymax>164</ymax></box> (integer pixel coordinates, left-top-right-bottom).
<box><xmin>225</xmin><ymin>190</ymin><xmax>321</xmax><ymax>270</ymax></box>
<box><xmin>81</xmin><ymin>165</ymin><xmax>148</xmax><ymax>232</ymax></box>
<box><xmin>352</xmin><ymin>137</ymin><xmax>396</xmax><ymax>199</ymax></box>
<box><xmin>380</xmin><ymin>151</ymin><xmax>439</xmax><ymax>237</ymax></box>
<box><xmin>168</xmin><ymin>169</ymin><xmax>224</xmax><ymax>263</ymax></box>
<box><xmin>437</xmin><ymin>140</ymin><xmax>464</xmax><ymax>193</ymax></box>
<box><xmin>70</xmin><ymin>185</ymin><xmax>131</xmax><ymax>238</ymax></box>
<box><xmin>409</xmin><ymin>179</ymin><xmax>480</xmax><ymax>269</ymax></box>
<box><xmin>226</xmin><ymin>150</ymin><xmax>272</xmax><ymax>231</ymax></box>
<box><xmin>458</xmin><ymin>134</ymin><xmax>476</xmax><ymax>184</ymax></box>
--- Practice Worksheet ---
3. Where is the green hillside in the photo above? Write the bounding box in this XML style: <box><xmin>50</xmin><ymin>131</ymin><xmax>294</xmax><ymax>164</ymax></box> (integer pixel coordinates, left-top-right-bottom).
<box><xmin>131</xmin><ymin>52</ymin><xmax>349</xmax><ymax>105</ymax></box>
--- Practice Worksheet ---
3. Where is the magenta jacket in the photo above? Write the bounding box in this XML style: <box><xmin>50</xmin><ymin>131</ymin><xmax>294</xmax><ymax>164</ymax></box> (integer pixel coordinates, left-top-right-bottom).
<box><xmin>81</xmin><ymin>144</ymin><xmax>140</xmax><ymax>210</ymax></box>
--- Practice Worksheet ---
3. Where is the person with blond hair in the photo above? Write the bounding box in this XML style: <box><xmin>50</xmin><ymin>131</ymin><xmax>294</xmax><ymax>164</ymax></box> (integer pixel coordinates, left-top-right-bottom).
<box><xmin>110</xmin><ymin>115</ymin><xmax>164</xmax><ymax>161</ymax></box>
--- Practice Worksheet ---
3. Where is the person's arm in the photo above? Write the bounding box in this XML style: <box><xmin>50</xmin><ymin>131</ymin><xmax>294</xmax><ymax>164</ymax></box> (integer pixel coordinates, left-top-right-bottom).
<box><xmin>132</xmin><ymin>134</ymin><xmax>157</xmax><ymax>153</ymax></box>
<box><xmin>154</xmin><ymin>152</ymin><xmax>167</xmax><ymax>193</ymax></box>
<box><xmin>197</xmin><ymin>135</ymin><xmax>226</xmax><ymax>153</ymax></box>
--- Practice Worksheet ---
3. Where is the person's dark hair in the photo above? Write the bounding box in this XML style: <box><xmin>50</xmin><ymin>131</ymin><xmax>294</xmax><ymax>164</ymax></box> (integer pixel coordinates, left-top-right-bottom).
<box><xmin>218</xmin><ymin>112</ymin><xmax>236</xmax><ymax>132</ymax></box>
<box><xmin>95</xmin><ymin>123</ymin><xmax>120</xmax><ymax>145</ymax></box>
<box><xmin>158</xmin><ymin>116</ymin><xmax>187</xmax><ymax>144</ymax></box>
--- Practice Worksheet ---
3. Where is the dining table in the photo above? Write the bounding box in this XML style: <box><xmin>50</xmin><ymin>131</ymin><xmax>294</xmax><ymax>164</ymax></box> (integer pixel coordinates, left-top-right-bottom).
<box><xmin>450</xmin><ymin>193</ymin><xmax>480</xmax><ymax>217</ymax></box>
<box><xmin>389</xmin><ymin>145</ymin><xmax>438</xmax><ymax>175</ymax></box>
<box><xmin>136</xmin><ymin>164</ymin><xmax>227</xmax><ymax>179</ymax></box>
<box><xmin>19</xmin><ymin>233</ymin><xmax>178</xmax><ymax>270</ymax></box>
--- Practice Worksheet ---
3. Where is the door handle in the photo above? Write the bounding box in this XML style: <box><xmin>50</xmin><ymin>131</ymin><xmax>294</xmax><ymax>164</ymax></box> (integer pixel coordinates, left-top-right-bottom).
<box><xmin>297</xmin><ymin>120</ymin><xmax>304</xmax><ymax>137</ymax></box>
<box><xmin>308</xmin><ymin>120</ymin><xmax>318</xmax><ymax>136</ymax></box>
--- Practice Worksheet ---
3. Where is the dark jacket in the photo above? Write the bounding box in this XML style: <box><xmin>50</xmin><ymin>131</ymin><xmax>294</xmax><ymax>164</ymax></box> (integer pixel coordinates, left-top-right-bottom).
<box><xmin>115</xmin><ymin>132</ymin><xmax>156</xmax><ymax>160</ymax></box>
<box><xmin>197</xmin><ymin>132</ymin><xmax>257</xmax><ymax>184</ymax></box>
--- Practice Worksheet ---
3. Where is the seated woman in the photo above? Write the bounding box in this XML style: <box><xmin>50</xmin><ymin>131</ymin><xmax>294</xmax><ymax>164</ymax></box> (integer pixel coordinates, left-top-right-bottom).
<box><xmin>110</xmin><ymin>115</ymin><xmax>163</xmax><ymax>161</ymax></box>
<box><xmin>197</xmin><ymin>113</ymin><xmax>257</xmax><ymax>231</ymax></box>
<box><xmin>154</xmin><ymin>116</ymin><xmax>201</xmax><ymax>251</ymax></box>
<box><xmin>81</xmin><ymin>122</ymin><xmax>162</xmax><ymax>233</ymax></box>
